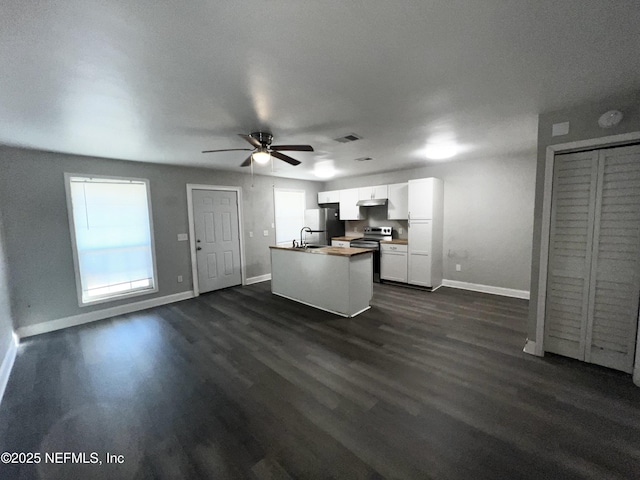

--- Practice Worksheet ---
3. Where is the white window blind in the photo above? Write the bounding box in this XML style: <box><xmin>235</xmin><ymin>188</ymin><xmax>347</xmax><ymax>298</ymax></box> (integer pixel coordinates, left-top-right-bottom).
<box><xmin>274</xmin><ymin>189</ymin><xmax>305</xmax><ymax>246</ymax></box>
<box><xmin>67</xmin><ymin>176</ymin><xmax>156</xmax><ymax>304</ymax></box>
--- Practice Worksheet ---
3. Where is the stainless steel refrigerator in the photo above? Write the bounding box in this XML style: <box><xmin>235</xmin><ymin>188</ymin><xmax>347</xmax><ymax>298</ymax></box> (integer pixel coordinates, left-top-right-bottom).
<box><xmin>303</xmin><ymin>208</ymin><xmax>345</xmax><ymax>246</ymax></box>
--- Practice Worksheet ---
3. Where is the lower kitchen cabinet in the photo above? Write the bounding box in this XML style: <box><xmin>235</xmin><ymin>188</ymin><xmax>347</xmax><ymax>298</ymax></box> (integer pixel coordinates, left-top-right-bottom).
<box><xmin>380</xmin><ymin>243</ymin><xmax>408</xmax><ymax>283</ymax></box>
<box><xmin>331</xmin><ymin>240</ymin><xmax>351</xmax><ymax>248</ymax></box>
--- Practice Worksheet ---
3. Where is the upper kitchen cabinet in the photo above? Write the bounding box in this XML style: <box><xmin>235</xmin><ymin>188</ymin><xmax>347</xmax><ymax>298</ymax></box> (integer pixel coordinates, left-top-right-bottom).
<box><xmin>317</xmin><ymin>190</ymin><xmax>340</xmax><ymax>204</ymax></box>
<box><xmin>387</xmin><ymin>183</ymin><xmax>408</xmax><ymax>220</ymax></box>
<box><xmin>339</xmin><ymin>188</ymin><xmax>366</xmax><ymax>220</ymax></box>
<box><xmin>408</xmin><ymin>177</ymin><xmax>442</xmax><ymax>219</ymax></box>
<box><xmin>358</xmin><ymin>185</ymin><xmax>388</xmax><ymax>201</ymax></box>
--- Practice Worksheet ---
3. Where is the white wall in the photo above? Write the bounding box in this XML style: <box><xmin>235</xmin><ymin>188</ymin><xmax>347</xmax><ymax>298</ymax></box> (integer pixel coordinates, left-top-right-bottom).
<box><xmin>0</xmin><ymin>146</ymin><xmax>322</xmax><ymax>331</ymax></box>
<box><xmin>324</xmin><ymin>153</ymin><xmax>537</xmax><ymax>292</ymax></box>
<box><xmin>0</xmin><ymin>207</ymin><xmax>15</xmax><ymax>378</ymax></box>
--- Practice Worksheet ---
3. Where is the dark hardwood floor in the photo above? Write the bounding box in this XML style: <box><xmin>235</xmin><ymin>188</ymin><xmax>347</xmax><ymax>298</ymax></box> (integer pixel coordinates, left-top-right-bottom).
<box><xmin>1</xmin><ymin>282</ymin><xmax>639</xmax><ymax>479</ymax></box>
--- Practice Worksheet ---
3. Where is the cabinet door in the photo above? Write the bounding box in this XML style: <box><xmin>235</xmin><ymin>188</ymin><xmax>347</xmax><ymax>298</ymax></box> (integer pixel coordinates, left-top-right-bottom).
<box><xmin>318</xmin><ymin>190</ymin><xmax>339</xmax><ymax>204</ymax></box>
<box><xmin>358</xmin><ymin>187</ymin><xmax>372</xmax><ymax>200</ymax></box>
<box><xmin>381</xmin><ymin>252</ymin><xmax>408</xmax><ymax>282</ymax></box>
<box><xmin>372</xmin><ymin>185</ymin><xmax>388</xmax><ymax>199</ymax></box>
<box><xmin>339</xmin><ymin>188</ymin><xmax>365</xmax><ymax>220</ymax></box>
<box><xmin>388</xmin><ymin>183</ymin><xmax>408</xmax><ymax>219</ymax></box>
<box><xmin>408</xmin><ymin>220</ymin><xmax>432</xmax><ymax>286</ymax></box>
<box><xmin>408</xmin><ymin>178</ymin><xmax>434</xmax><ymax>219</ymax></box>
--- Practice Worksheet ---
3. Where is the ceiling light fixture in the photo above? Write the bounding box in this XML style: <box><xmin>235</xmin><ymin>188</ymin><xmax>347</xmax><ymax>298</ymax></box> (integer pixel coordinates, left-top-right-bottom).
<box><xmin>598</xmin><ymin>110</ymin><xmax>623</xmax><ymax>129</ymax></box>
<box><xmin>252</xmin><ymin>148</ymin><xmax>271</xmax><ymax>164</ymax></box>
<box><xmin>424</xmin><ymin>143</ymin><xmax>458</xmax><ymax>160</ymax></box>
<box><xmin>313</xmin><ymin>160</ymin><xmax>336</xmax><ymax>179</ymax></box>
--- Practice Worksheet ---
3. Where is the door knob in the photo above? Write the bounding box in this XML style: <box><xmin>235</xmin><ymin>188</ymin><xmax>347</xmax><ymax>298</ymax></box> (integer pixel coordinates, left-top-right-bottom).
<box><xmin>197</xmin><ymin>247</ymin><xmax>202</xmax><ymax>251</ymax></box>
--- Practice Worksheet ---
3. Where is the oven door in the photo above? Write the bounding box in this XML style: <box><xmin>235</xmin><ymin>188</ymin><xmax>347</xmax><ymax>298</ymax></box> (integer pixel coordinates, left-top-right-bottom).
<box><xmin>350</xmin><ymin>240</ymin><xmax>380</xmax><ymax>282</ymax></box>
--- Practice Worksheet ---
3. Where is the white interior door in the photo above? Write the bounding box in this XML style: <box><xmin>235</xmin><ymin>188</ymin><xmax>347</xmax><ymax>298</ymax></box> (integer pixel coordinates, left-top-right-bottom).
<box><xmin>193</xmin><ymin>189</ymin><xmax>241</xmax><ymax>293</ymax></box>
<box><xmin>545</xmin><ymin>145</ymin><xmax>640</xmax><ymax>373</ymax></box>
<box><xmin>586</xmin><ymin>144</ymin><xmax>640</xmax><ymax>373</ymax></box>
<box><xmin>545</xmin><ymin>150</ymin><xmax>598</xmax><ymax>360</ymax></box>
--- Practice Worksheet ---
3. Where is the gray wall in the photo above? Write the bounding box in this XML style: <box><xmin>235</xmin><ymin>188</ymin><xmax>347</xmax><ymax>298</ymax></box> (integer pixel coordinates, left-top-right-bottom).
<box><xmin>324</xmin><ymin>152</ymin><xmax>537</xmax><ymax>292</ymax></box>
<box><xmin>527</xmin><ymin>91</ymin><xmax>640</xmax><ymax>339</ymax></box>
<box><xmin>0</xmin><ymin>207</ymin><xmax>15</xmax><ymax>367</ymax></box>
<box><xmin>0</xmin><ymin>146</ymin><xmax>321</xmax><ymax>330</ymax></box>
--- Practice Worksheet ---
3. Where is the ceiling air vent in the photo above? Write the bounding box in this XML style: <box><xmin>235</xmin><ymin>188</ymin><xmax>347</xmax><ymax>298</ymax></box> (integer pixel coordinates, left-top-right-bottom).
<box><xmin>355</xmin><ymin>157</ymin><xmax>373</xmax><ymax>162</ymax></box>
<box><xmin>334</xmin><ymin>133</ymin><xmax>362</xmax><ymax>143</ymax></box>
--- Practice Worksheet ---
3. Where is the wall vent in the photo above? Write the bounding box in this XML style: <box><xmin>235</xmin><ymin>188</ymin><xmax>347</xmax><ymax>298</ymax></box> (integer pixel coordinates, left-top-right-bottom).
<box><xmin>334</xmin><ymin>133</ymin><xmax>362</xmax><ymax>143</ymax></box>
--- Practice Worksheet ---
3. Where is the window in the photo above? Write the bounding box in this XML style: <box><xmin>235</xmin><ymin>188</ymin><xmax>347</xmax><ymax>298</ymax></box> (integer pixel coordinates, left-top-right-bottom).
<box><xmin>273</xmin><ymin>189</ymin><xmax>305</xmax><ymax>246</ymax></box>
<box><xmin>65</xmin><ymin>174</ymin><xmax>157</xmax><ymax>305</ymax></box>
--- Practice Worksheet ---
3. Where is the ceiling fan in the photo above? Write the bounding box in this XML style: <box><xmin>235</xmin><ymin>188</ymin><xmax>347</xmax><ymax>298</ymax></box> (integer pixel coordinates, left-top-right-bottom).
<box><xmin>202</xmin><ymin>132</ymin><xmax>313</xmax><ymax>167</ymax></box>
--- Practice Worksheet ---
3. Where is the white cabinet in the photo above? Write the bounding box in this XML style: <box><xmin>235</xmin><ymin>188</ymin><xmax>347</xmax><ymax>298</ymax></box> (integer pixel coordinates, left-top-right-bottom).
<box><xmin>358</xmin><ymin>185</ymin><xmax>388</xmax><ymax>201</ymax></box>
<box><xmin>318</xmin><ymin>190</ymin><xmax>340</xmax><ymax>204</ymax></box>
<box><xmin>407</xmin><ymin>178</ymin><xmax>444</xmax><ymax>288</ymax></box>
<box><xmin>331</xmin><ymin>240</ymin><xmax>351</xmax><ymax>248</ymax></box>
<box><xmin>339</xmin><ymin>188</ymin><xmax>366</xmax><ymax>220</ymax></box>
<box><xmin>381</xmin><ymin>243</ymin><xmax>408</xmax><ymax>283</ymax></box>
<box><xmin>387</xmin><ymin>183</ymin><xmax>408</xmax><ymax>220</ymax></box>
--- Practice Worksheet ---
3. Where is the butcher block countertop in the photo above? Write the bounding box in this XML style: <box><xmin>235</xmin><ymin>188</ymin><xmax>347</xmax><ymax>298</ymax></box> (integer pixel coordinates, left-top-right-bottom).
<box><xmin>269</xmin><ymin>245</ymin><xmax>374</xmax><ymax>257</ymax></box>
<box><xmin>331</xmin><ymin>235</ymin><xmax>363</xmax><ymax>242</ymax></box>
<box><xmin>380</xmin><ymin>239</ymin><xmax>408</xmax><ymax>245</ymax></box>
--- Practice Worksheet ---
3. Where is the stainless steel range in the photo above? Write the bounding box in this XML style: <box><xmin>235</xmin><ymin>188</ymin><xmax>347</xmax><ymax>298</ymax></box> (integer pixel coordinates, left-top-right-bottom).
<box><xmin>350</xmin><ymin>226</ymin><xmax>392</xmax><ymax>282</ymax></box>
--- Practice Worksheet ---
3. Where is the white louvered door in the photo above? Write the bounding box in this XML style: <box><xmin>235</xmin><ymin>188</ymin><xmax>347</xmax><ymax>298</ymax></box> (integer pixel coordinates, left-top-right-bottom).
<box><xmin>545</xmin><ymin>150</ymin><xmax>598</xmax><ymax>360</ymax></box>
<box><xmin>586</xmin><ymin>145</ymin><xmax>640</xmax><ymax>372</ymax></box>
<box><xmin>545</xmin><ymin>144</ymin><xmax>640</xmax><ymax>373</ymax></box>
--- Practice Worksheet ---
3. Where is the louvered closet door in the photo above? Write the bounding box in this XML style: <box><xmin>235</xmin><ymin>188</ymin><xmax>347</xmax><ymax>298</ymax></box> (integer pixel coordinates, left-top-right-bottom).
<box><xmin>586</xmin><ymin>145</ymin><xmax>640</xmax><ymax>373</ymax></box>
<box><xmin>545</xmin><ymin>150</ymin><xmax>599</xmax><ymax>360</ymax></box>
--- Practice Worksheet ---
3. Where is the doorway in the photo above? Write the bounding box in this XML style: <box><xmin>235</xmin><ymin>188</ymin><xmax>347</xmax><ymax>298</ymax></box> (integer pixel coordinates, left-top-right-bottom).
<box><xmin>187</xmin><ymin>185</ymin><xmax>245</xmax><ymax>295</ymax></box>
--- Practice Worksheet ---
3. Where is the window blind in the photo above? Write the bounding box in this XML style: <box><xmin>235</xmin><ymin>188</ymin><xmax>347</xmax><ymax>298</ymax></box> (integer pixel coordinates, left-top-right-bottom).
<box><xmin>68</xmin><ymin>177</ymin><xmax>155</xmax><ymax>303</ymax></box>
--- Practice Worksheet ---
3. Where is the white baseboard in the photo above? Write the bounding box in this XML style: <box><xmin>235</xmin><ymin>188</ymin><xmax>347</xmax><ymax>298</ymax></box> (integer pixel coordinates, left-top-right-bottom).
<box><xmin>16</xmin><ymin>291</ymin><xmax>195</xmax><ymax>339</ymax></box>
<box><xmin>442</xmin><ymin>279</ymin><xmax>530</xmax><ymax>300</ymax></box>
<box><xmin>0</xmin><ymin>334</ymin><xmax>18</xmax><ymax>405</ymax></box>
<box><xmin>246</xmin><ymin>274</ymin><xmax>271</xmax><ymax>285</ymax></box>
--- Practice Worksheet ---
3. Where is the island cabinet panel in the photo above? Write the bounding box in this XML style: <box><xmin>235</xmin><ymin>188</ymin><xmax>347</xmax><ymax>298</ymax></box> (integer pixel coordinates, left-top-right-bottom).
<box><xmin>270</xmin><ymin>247</ymin><xmax>373</xmax><ymax>317</ymax></box>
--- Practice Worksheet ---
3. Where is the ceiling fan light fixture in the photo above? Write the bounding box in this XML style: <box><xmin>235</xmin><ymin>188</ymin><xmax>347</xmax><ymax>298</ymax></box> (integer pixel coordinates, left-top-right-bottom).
<box><xmin>252</xmin><ymin>149</ymin><xmax>271</xmax><ymax>164</ymax></box>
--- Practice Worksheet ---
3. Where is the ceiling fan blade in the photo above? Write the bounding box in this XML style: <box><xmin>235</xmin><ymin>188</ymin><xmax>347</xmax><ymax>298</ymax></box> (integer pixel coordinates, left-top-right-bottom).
<box><xmin>271</xmin><ymin>150</ymin><xmax>301</xmax><ymax>166</ymax></box>
<box><xmin>240</xmin><ymin>155</ymin><xmax>252</xmax><ymax>167</ymax></box>
<box><xmin>202</xmin><ymin>148</ymin><xmax>252</xmax><ymax>153</ymax></box>
<box><xmin>238</xmin><ymin>134</ymin><xmax>261</xmax><ymax>148</ymax></box>
<box><xmin>270</xmin><ymin>145</ymin><xmax>314</xmax><ymax>152</ymax></box>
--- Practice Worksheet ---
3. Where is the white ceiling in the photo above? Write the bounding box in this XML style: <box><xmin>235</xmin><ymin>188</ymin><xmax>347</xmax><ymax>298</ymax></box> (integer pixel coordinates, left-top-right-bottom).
<box><xmin>1</xmin><ymin>1</ymin><xmax>639</xmax><ymax>180</ymax></box>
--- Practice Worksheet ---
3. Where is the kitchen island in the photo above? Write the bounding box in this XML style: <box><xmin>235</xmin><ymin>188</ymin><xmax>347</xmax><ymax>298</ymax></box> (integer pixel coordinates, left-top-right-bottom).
<box><xmin>269</xmin><ymin>245</ymin><xmax>373</xmax><ymax>317</ymax></box>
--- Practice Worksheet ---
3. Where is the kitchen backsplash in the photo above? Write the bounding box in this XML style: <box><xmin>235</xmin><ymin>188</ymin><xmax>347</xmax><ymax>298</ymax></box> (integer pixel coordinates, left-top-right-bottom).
<box><xmin>344</xmin><ymin>205</ymin><xmax>408</xmax><ymax>239</ymax></box>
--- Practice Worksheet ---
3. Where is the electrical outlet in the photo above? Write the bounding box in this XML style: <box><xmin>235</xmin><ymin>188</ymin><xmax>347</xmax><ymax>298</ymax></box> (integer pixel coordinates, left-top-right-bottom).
<box><xmin>177</xmin><ymin>275</ymin><xmax>183</xmax><ymax>283</ymax></box>
<box><xmin>249</xmin><ymin>231</ymin><xmax>253</xmax><ymax>237</ymax></box>
<box><xmin>271</xmin><ymin>223</ymin><xmax>275</xmax><ymax>228</ymax></box>
<box><xmin>398</xmin><ymin>227</ymin><xmax>403</xmax><ymax>235</ymax></box>
<box><xmin>263</xmin><ymin>230</ymin><xmax>269</xmax><ymax>236</ymax></box>
<box><xmin>177</xmin><ymin>233</ymin><xmax>188</xmax><ymax>241</ymax></box>
<box><xmin>456</xmin><ymin>264</ymin><xmax>461</xmax><ymax>272</ymax></box>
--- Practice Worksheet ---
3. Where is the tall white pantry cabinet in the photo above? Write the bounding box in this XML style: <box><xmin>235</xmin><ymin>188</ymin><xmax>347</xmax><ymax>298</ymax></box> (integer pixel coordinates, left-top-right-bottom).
<box><xmin>407</xmin><ymin>178</ymin><xmax>444</xmax><ymax>289</ymax></box>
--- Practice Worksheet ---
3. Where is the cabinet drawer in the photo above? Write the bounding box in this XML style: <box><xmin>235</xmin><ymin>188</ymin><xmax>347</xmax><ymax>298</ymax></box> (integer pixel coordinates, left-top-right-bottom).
<box><xmin>331</xmin><ymin>240</ymin><xmax>351</xmax><ymax>248</ymax></box>
<box><xmin>381</xmin><ymin>243</ymin><xmax>407</xmax><ymax>253</ymax></box>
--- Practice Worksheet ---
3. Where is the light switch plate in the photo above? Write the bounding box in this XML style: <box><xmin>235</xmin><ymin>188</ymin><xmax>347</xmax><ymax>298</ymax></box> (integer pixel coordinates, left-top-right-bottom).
<box><xmin>249</xmin><ymin>231</ymin><xmax>253</xmax><ymax>237</ymax></box>
<box><xmin>177</xmin><ymin>233</ymin><xmax>188</xmax><ymax>241</ymax></box>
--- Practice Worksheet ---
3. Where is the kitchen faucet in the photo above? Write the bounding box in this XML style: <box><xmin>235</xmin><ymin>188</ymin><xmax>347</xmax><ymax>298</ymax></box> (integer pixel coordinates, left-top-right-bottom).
<box><xmin>299</xmin><ymin>226</ymin><xmax>325</xmax><ymax>247</ymax></box>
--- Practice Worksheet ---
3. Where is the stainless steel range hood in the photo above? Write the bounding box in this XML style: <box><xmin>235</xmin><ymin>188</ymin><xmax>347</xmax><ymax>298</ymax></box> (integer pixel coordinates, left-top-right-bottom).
<box><xmin>356</xmin><ymin>198</ymin><xmax>387</xmax><ymax>207</ymax></box>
